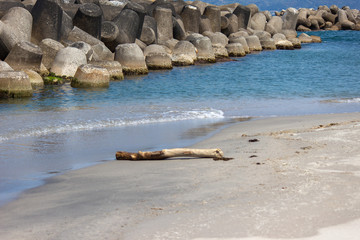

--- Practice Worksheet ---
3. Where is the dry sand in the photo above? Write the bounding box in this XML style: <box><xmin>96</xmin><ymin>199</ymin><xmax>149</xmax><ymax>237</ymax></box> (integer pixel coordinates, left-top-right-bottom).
<box><xmin>1</xmin><ymin>112</ymin><xmax>360</xmax><ymax>240</ymax></box>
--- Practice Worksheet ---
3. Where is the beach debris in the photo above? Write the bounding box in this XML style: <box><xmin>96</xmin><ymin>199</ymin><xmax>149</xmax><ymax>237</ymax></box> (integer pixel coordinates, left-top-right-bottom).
<box><xmin>116</xmin><ymin>148</ymin><xmax>233</xmax><ymax>161</ymax></box>
<box><xmin>300</xmin><ymin>146</ymin><xmax>312</xmax><ymax>150</ymax></box>
<box><xmin>249</xmin><ymin>155</ymin><xmax>258</xmax><ymax>158</ymax></box>
<box><xmin>314</xmin><ymin>123</ymin><xmax>340</xmax><ymax>129</ymax></box>
<box><xmin>248</xmin><ymin>138</ymin><xmax>259</xmax><ymax>142</ymax></box>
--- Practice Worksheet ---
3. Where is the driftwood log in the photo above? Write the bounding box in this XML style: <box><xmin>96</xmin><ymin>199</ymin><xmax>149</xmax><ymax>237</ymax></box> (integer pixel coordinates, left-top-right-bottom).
<box><xmin>116</xmin><ymin>148</ymin><xmax>233</xmax><ymax>161</ymax></box>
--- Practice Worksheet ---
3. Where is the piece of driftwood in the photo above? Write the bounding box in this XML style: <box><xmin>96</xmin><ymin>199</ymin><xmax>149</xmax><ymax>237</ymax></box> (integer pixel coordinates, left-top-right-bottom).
<box><xmin>116</xmin><ymin>148</ymin><xmax>233</xmax><ymax>161</ymax></box>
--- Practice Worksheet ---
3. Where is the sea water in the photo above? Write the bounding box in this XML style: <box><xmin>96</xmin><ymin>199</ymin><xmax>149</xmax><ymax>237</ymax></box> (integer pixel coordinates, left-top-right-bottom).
<box><xmin>0</xmin><ymin>31</ymin><xmax>359</xmax><ymax>205</ymax></box>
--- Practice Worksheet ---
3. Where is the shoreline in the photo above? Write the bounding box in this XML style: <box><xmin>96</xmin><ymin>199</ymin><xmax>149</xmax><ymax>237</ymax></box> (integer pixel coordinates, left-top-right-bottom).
<box><xmin>1</xmin><ymin>112</ymin><xmax>360</xmax><ymax>239</ymax></box>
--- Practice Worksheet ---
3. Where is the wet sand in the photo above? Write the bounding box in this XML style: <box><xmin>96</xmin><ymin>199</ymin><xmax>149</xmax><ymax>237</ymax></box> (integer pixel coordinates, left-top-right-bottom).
<box><xmin>1</xmin><ymin>112</ymin><xmax>360</xmax><ymax>239</ymax></box>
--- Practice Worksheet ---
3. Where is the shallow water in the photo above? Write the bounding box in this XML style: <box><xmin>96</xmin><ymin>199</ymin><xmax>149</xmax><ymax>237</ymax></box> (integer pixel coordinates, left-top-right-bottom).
<box><xmin>0</xmin><ymin>31</ymin><xmax>360</xmax><ymax>206</ymax></box>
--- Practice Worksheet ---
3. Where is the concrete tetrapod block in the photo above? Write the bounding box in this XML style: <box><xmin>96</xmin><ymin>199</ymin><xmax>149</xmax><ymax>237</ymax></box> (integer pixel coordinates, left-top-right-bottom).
<box><xmin>200</xmin><ymin>16</ymin><xmax>212</xmax><ymax>34</ymax></box>
<box><xmin>61</xmin><ymin>11</ymin><xmax>74</xmax><ymax>41</ymax></box>
<box><xmin>191</xmin><ymin>0</ymin><xmax>207</xmax><ymax>15</ymax></box>
<box><xmin>310</xmin><ymin>35</ymin><xmax>322</xmax><ymax>43</ymax></box>
<box><xmin>274</xmin><ymin>34</ymin><xmax>295</xmax><ymax>50</ymax></box>
<box><xmin>221</xmin><ymin>15</ymin><xmax>230</xmax><ymax>30</ymax></box>
<box><xmin>67</xmin><ymin>27</ymin><xmax>114</xmax><ymax>61</ymax></box>
<box><xmin>275</xmin><ymin>40</ymin><xmax>295</xmax><ymax>50</ymax></box>
<box><xmin>212</xmin><ymin>44</ymin><xmax>229</xmax><ymax>59</ymax></box>
<box><xmin>50</xmin><ymin>47</ymin><xmax>87</xmax><ymax>77</ymax></box>
<box><xmin>31</xmin><ymin>0</ymin><xmax>64</xmax><ymax>43</ymax></box>
<box><xmin>229</xmin><ymin>31</ymin><xmax>249</xmax><ymax>38</ymax></box>
<box><xmin>143</xmin><ymin>44</ymin><xmax>172</xmax><ymax>70</ymax></box>
<box><xmin>324</xmin><ymin>21</ymin><xmax>334</xmax><ymax>29</ymax></box>
<box><xmin>0</xmin><ymin>7</ymin><xmax>33</xmax><ymax>60</ymax></box>
<box><xmin>282</xmin><ymin>29</ymin><xmax>298</xmax><ymax>39</ymax></box>
<box><xmin>67</xmin><ymin>26</ymin><xmax>102</xmax><ymax>46</ymax></box>
<box><xmin>164</xmin><ymin>39</ymin><xmax>179</xmax><ymax>52</ymax></box>
<box><xmin>222</xmin><ymin>13</ymin><xmax>238</xmax><ymax>36</ymax></box>
<box><xmin>308</xmin><ymin>16</ymin><xmax>320</xmax><ymax>30</ymax></box>
<box><xmin>233</xmin><ymin>4</ymin><xmax>251</xmax><ymax>29</ymax></box>
<box><xmin>0</xmin><ymin>60</ymin><xmax>13</xmax><ymax>71</ymax></box>
<box><xmin>228</xmin><ymin>35</ymin><xmax>250</xmax><ymax>54</ymax></box>
<box><xmin>172</xmin><ymin>40</ymin><xmax>197</xmax><ymax>66</ymax></box>
<box><xmin>5</xmin><ymin>41</ymin><xmax>43</xmax><ymax>72</ymax></box>
<box><xmin>282</xmin><ymin>8</ymin><xmax>299</xmax><ymax>30</ymax></box>
<box><xmin>297</xmin><ymin>25</ymin><xmax>312</xmax><ymax>32</ymax></box>
<box><xmin>297</xmin><ymin>9</ymin><xmax>311</xmax><ymax>28</ymax></box>
<box><xmin>114</xmin><ymin>43</ymin><xmax>148</xmax><ymax>75</ymax></box>
<box><xmin>181</xmin><ymin>5</ymin><xmax>201</xmax><ymax>33</ymax></box>
<box><xmin>187</xmin><ymin>35</ymin><xmax>216</xmax><ymax>63</ymax></box>
<box><xmin>263</xmin><ymin>10</ymin><xmax>272</xmax><ymax>21</ymax></box>
<box><xmin>99</xmin><ymin>0</ymin><xmax>125</xmax><ymax>21</ymax></box>
<box><xmin>141</xmin><ymin>15</ymin><xmax>157</xmax><ymax>44</ymax></box>
<box><xmin>140</xmin><ymin>27</ymin><xmax>156</xmax><ymax>46</ymax></box>
<box><xmin>60</xmin><ymin>2</ymin><xmax>79</xmax><ymax>19</ymax></box>
<box><xmin>92</xmin><ymin>43</ymin><xmax>114</xmax><ymax>61</ymax></box>
<box><xmin>72</xmin><ymin>64</ymin><xmax>110</xmax><ymax>88</ymax></box>
<box><xmin>1</xmin><ymin>7</ymin><xmax>32</xmax><ymax>43</ymax></box>
<box><xmin>123</xmin><ymin>1</ymin><xmax>146</xmax><ymax>39</ymax></box>
<box><xmin>203</xmin><ymin>31</ymin><xmax>229</xmax><ymax>58</ymax></box>
<box><xmin>39</xmin><ymin>38</ymin><xmax>65</xmax><ymax>70</ymax></box>
<box><xmin>273</xmin><ymin>33</ymin><xmax>287</xmax><ymax>42</ymax></box>
<box><xmin>173</xmin><ymin>16</ymin><xmax>187</xmax><ymax>41</ymax></box>
<box><xmin>314</xmin><ymin>11</ymin><xmax>326</xmax><ymax>28</ymax></box>
<box><xmin>288</xmin><ymin>38</ymin><xmax>302</xmax><ymax>49</ymax></box>
<box><xmin>254</xmin><ymin>30</ymin><xmax>272</xmax><ymax>41</ymax></box>
<box><xmin>101</xmin><ymin>21</ymin><xmax>119</xmax><ymax>43</ymax></box>
<box><xmin>185</xmin><ymin>33</ymin><xmax>206</xmax><ymax>42</ymax></box>
<box><xmin>354</xmin><ymin>24</ymin><xmax>360</xmax><ymax>31</ymax></box>
<box><xmin>0</xmin><ymin>2</ymin><xmax>25</xmax><ymax>19</ymax></box>
<box><xmin>245</xmin><ymin>35</ymin><xmax>262</xmax><ymax>51</ymax></box>
<box><xmin>113</xmin><ymin>9</ymin><xmax>140</xmax><ymax>43</ymax></box>
<box><xmin>345</xmin><ymin>9</ymin><xmax>357</xmax><ymax>24</ymax></box>
<box><xmin>154</xmin><ymin>7</ymin><xmax>173</xmax><ymax>45</ymax></box>
<box><xmin>330</xmin><ymin>5</ymin><xmax>339</xmax><ymax>14</ymax></box>
<box><xmin>323</xmin><ymin>12</ymin><xmax>337</xmax><ymax>24</ymax></box>
<box><xmin>338</xmin><ymin>9</ymin><xmax>355</xmax><ymax>30</ymax></box>
<box><xmin>0</xmin><ymin>71</ymin><xmax>33</xmax><ymax>98</ymax></box>
<box><xmin>24</xmin><ymin>69</ymin><xmax>44</xmax><ymax>88</ymax></box>
<box><xmin>69</xmin><ymin>41</ymin><xmax>94</xmax><ymax>62</ymax></box>
<box><xmin>143</xmin><ymin>44</ymin><xmax>168</xmax><ymax>57</ymax></box>
<box><xmin>135</xmin><ymin>39</ymin><xmax>147</xmax><ymax>51</ymax></box>
<box><xmin>247</xmin><ymin>3</ymin><xmax>259</xmax><ymax>16</ymax></box>
<box><xmin>297</xmin><ymin>33</ymin><xmax>312</xmax><ymax>43</ymax></box>
<box><xmin>260</xmin><ymin>38</ymin><xmax>277</xmax><ymax>50</ymax></box>
<box><xmin>172</xmin><ymin>0</ymin><xmax>187</xmax><ymax>15</ymax></box>
<box><xmin>204</xmin><ymin>32</ymin><xmax>229</xmax><ymax>46</ymax></box>
<box><xmin>226</xmin><ymin>43</ymin><xmax>246</xmax><ymax>57</ymax></box>
<box><xmin>90</xmin><ymin>60</ymin><xmax>124</xmax><ymax>81</ymax></box>
<box><xmin>73</xmin><ymin>3</ymin><xmax>102</xmax><ymax>39</ymax></box>
<box><xmin>147</xmin><ymin>1</ymin><xmax>177</xmax><ymax>17</ymax></box>
<box><xmin>203</xmin><ymin>6</ymin><xmax>221</xmax><ymax>32</ymax></box>
<box><xmin>145</xmin><ymin>53</ymin><xmax>173</xmax><ymax>70</ymax></box>
<box><xmin>251</xmin><ymin>12</ymin><xmax>267</xmax><ymax>31</ymax></box>
<box><xmin>265</xmin><ymin>16</ymin><xmax>283</xmax><ymax>36</ymax></box>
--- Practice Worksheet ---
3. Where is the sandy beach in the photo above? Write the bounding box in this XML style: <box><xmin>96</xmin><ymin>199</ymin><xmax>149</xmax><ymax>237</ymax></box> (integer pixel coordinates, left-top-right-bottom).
<box><xmin>1</xmin><ymin>112</ymin><xmax>360</xmax><ymax>239</ymax></box>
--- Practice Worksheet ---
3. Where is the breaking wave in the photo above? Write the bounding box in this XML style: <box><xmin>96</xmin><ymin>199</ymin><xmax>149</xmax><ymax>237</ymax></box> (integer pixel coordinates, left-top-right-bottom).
<box><xmin>0</xmin><ymin>108</ymin><xmax>224</xmax><ymax>142</ymax></box>
<box><xmin>321</xmin><ymin>98</ymin><xmax>360</xmax><ymax>104</ymax></box>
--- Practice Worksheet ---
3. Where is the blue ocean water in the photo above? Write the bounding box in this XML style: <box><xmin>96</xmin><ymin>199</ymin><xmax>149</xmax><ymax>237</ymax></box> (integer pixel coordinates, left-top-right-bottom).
<box><xmin>0</xmin><ymin>30</ymin><xmax>360</xmax><ymax>205</ymax></box>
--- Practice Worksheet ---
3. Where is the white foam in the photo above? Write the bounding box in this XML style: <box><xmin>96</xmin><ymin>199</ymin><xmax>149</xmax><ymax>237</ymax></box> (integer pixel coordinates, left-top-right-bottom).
<box><xmin>0</xmin><ymin>109</ymin><xmax>224</xmax><ymax>142</ymax></box>
<box><xmin>322</xmin><ymin>98</ymin><xmax>360</xmax><ymax>103</ymax></box>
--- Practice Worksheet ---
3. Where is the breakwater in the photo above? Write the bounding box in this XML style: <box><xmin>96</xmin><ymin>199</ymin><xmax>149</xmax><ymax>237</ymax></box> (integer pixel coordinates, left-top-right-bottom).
<box><xmin>0</xmin><ymin>0</ymin><xmax>359</xmax><ymax>98</ymax></box>
<box><xmin>1</xmin><ymin>28</ymin><xmax>360</xmax><ymax>206</ymax></box>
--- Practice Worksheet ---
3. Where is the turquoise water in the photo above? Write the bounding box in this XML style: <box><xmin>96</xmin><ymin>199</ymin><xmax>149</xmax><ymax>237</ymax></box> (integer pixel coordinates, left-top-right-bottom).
<box><xmin>0</xmin><ymin>31</ymin><xmax>360</xmax><ymax>205</ymax></box>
